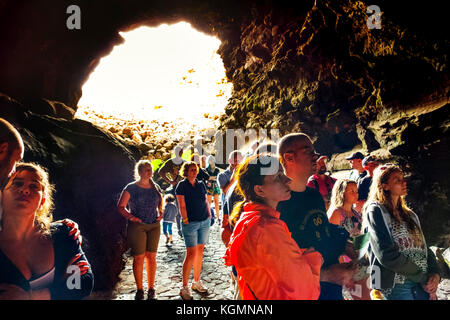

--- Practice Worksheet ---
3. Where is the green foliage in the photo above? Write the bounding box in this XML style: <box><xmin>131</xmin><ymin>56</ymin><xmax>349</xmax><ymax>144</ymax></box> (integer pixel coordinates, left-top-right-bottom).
<box><xmin>151</xmin><ymin>159</ymin><xmax>163</xmax><ymax>171</ymax></box>
<box><xmin>181</xmin><ymin>149</ymin><xmax>192</xmax><ymax>162</ymax></box>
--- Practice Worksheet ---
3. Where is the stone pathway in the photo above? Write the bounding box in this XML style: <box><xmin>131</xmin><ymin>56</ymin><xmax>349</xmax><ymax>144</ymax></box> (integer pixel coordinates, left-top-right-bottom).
<box><xmin>90</xmin><ymin>221</ymin><xmax>234</xmax><ymax>300</ymax></box>
<box><xmin>89</xmin><ymin>220</ymin><xmax>450</xmax><ymax>300</ymax></box>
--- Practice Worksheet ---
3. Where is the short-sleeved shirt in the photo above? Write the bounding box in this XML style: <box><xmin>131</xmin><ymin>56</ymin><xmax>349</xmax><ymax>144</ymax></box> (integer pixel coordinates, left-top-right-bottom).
<box><xmin>196</xmin><ymin>168</ymin><xmax>210</xmax><ymax>184</ymax></box>
<box><xmin>123</xmin><ymin>182</ymin><xmax>161</xmax><ymax>224</ymax></box>
<box><xmin>163</xmin><ymin>202</ymin><xmax>178</xmax><ymax>223</ymax></box>
<box><xmin>349</xmin><ymin>169</ymin><xmax>367</xmax><ymax>183</ymax></box>
<box><xmin>306</xmin><ymin>174</ymin><xmax>336</xmax><ymax>201</ymax></box>
<box><xmin>175</xmin><ymin>179</ymin><xmax>209</xmax><ymax>222</ymax></box>
<box><xmin>357</xmin><ymin>175</ymin><xmax>372</xmax><ymax>201</ymax></box>
<box><xmin>277</xmin><ymin>187</ymin><xmax>349</xmax><ymax>268</ymax></box>
<box><xmin>223</xmin><ymin>181</ymin><xmax>243</xmax><ymax>217</ymax></box>
<box><xmin>217</xmin><ymin>168</ymin><xmax>233</xmax><ymax>189</ymax></box>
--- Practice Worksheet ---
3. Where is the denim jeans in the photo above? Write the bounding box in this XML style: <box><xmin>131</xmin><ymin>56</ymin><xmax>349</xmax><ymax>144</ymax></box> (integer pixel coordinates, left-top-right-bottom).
<box><xmin>163</xmin><ymin>222</ymin><xmax>173</xmax><ymax>235</ymax></box>
<box><xmin>181</xmin><ymin>217</ymin><xmax>211</xmax><ymax>248</ymax></box>
<box><xmin>385</xmin><ymin>280</ymin><xmax>430</xmax><ymax>300</ymax></box>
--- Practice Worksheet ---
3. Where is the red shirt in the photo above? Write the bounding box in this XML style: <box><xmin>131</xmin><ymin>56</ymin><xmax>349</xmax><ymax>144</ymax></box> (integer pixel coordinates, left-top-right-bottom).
<box><xmin>307</xmin><ymin>174</ymin><xmax>336</xmax><ymax>199</ymax></box>
<box><xmin>223</xmin><ymin>202</ymin><xmax>323</xmax><ymax>300</ymax></box>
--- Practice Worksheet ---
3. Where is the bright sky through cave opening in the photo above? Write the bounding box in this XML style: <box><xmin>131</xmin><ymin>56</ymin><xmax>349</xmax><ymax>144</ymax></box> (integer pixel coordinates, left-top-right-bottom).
<box><xmin>76</xmin><ymin>22</ymin><xmax>233</xmax><ymax>121</ymax></box>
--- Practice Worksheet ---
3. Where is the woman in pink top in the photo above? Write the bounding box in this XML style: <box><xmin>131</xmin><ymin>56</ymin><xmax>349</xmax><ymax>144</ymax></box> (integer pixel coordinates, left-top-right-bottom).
<box><xmin>223</xmin><ymin>154</ymin><xmax>323</xmax><ymax>300</ymax></box>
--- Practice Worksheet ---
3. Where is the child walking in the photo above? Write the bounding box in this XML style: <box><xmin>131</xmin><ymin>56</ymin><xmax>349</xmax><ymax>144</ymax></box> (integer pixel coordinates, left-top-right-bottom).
<box><xmin>163</xmin><ymin>194</ymin><xmax>178</xmax><ymax>245</ymax></box>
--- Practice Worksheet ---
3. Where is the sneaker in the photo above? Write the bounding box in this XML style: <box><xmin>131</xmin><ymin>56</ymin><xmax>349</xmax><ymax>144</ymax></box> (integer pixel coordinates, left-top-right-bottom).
<box><xmin>179</xmin><ymin>286</ymin><xmax>193</xmax><ymax>300</ymax></box>
<box><xmin>191</xmin><ymin>280</ymin><xmax>208</xmax><ymax>293</ymax></box>
<box><xmin>170</xmin><ymin>239</ymin><xmax>174</xmax><ymax>244</ymax></box>
<box><xmin>147</xmin><ymin>288</ymin><xmax>157</xmax><ymax>300</ymax></box>
<box><xmin>134</xmin><ymin>289</ymin><xmax>144</xmax><ymax>300</ymax></box>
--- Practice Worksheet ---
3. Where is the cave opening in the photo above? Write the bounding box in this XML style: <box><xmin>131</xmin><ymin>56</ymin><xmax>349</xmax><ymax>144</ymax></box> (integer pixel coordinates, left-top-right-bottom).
<box><xmin>75</xmin><ymin>21</ymin><xmax>233</xmax><ymax>157</ymax></box>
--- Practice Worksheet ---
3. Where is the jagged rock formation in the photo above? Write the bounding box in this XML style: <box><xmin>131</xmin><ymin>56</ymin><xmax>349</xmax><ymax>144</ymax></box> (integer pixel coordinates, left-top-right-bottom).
<box><xmin>0</xmin><ymin>95</ymin><xmax>141</xmax><ymax>290</ymax></box>
<box><xmin>0</xmin><ymin>0</ymin><xmax>448</xmax><ymax>290</ymax></box>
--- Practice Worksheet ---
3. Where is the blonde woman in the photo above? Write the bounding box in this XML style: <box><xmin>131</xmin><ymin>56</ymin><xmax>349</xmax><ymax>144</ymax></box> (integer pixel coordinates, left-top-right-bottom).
<box><xmin>327</xmin><ymin>178</ymin><xmax>370</xmax><ymax>300</ymax></box>
<box><xmin>0</xmin><ymin>163</ymin><xmax>93</xmax><ymax>300</ymax></box>
<box><xmin>362</xmin><ymin>164</ymin><xmax>440</xmax><ymax>300</ymax></box>
<box><xmin>328</xmin><ymin>179</ymin><xmax>362</xmax><ymax>238</ymax></box>
<box><xmin>117</xmin><ymin>160</ymin><xmax>163</xmax><ymax>300</ymax></box>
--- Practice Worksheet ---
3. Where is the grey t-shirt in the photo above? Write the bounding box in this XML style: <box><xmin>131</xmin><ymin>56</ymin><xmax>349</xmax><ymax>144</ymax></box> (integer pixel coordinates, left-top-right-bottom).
<box><xmin>123</xmin><ymin>182</ymin><xmax>161</xmax><ymax>224</ymax></box>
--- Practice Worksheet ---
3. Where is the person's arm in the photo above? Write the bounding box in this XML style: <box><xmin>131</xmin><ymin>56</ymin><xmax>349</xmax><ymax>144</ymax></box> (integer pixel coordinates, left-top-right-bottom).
<box><xmin>218</xmin><ymin>171</ymin><xmax>235</xmax><ymax>195</ymax></box>
<box><xmin>328</xmin><ymin>209</ymin><xmax>341</xmax><ymax>226</ymax></box>
<box><xmin>205</xmin><ymin>197</ymin><xmax>211</xmax><ymax>219</ymax></box>
<box><xmin>158</xmin><ymin>162</ymin><xmax>176</xmax><ymax>185</ymax></box>
<box><xmin>246</xmin><ymin>220</ymin><xmax>323</xmax><ymax>299</ymax></box>
<box><xmin>422</xmin><ymin>249</ymin><xmax>441</xmax><ymax>294</ymax></box>
<box><xmin>176</xmin><ymin>195</ymin><xmax>189</xmax><ymax>224</ymax></box>
<box><xmin>50</xmin><ymin>224</ymin><xmax>94</xmax><ymax>300</ymax></box>
<box><xmin>366</xmin><ymin>204</ymin><xmax>427</xmax><ymax>283</ymax></box>
<box><xmin>117</xmin><ymin>190</ymin><xmax>141</xmax><ymax>223</ymax></box>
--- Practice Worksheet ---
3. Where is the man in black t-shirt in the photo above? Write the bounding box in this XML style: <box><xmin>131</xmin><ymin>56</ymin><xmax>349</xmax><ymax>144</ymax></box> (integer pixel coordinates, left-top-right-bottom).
<box><xmin>277</xmin><ymin>133</ymin><xmax>356</xmax><ymax>300</ymax></box>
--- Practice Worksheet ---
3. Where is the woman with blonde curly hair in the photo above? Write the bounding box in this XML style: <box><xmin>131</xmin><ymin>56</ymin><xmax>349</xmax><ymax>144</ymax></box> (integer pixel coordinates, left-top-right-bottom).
<box><xmin>328</xmin><ymin>179</ymin><xmax>362</xmax><ymax>238</ymax></box>
<box><xmin>327</xmin><ymin>178</ymin><xmax>371</xmax><ymax>300</ymax></box>
<box><xmin>0</xmin><ymin>162</ymin><xmax>93</xmax><ymax>300</ymax></box>
<box><xmin>363</xmin><ymin>164</ymin><xmax>440</xmax><ymax>300</ymax></box>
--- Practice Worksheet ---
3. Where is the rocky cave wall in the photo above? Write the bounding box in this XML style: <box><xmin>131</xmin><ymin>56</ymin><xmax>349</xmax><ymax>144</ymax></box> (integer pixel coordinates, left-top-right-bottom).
<box><xmin>0</xmin><ymin>0</ymin><xmax>448</xmax><ymax>290</ymax></box>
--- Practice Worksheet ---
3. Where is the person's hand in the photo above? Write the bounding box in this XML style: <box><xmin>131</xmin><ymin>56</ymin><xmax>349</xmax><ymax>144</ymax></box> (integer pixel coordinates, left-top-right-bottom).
<box><xmin>64</xmin><ymin>254</ymin><xmax>90</xmax><ymax>279</ymax></box>
<box><xmin>429</xmin><ymin>293</ymin><xmax>438</xmax><ymax>300</ymax></box>
<box><xmin>0</xmin><ymin>283</ymin><xmax>30</xmax><ymax>300</ymax></box>
<box><xmin>129</xmin><ymin>216</ymin><xmax>142</xmax><ymax>223</ymax></box>
<box><xmin>58</xmin><ymin>219</ymin><xmax>82</xmax><ymax>245</ymax></box>
<box><xmin>422</xmin><ymin>273</ymin><xmax>440</xmax><ymax>294</ymax></box>
<box><xmin>345</xmin><ymin>242</ymin><xmax>358</xmax><ymax>260</ymax></box>
<box><xmin>321</xmin><ymin>263</ymin><xmax>357</xmax><ymax>287</ymax></box>
<box><xmin>156</xmin><ymin>214</ymin><xmax>163</xmax><ymax>222</ymax></box>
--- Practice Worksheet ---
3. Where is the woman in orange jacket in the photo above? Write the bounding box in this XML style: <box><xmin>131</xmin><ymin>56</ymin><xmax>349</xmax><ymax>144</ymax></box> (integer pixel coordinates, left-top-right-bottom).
<box><xmin>223</xmin><ymin>154</ymin><xmax>323</xmax><ymax>300</ymax></box>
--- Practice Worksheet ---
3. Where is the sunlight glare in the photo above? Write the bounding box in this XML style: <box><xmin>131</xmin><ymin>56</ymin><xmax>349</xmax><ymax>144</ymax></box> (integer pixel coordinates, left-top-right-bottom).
<box><xmin>76</xmin><ymin>22</ymin><xmax>232</xmax><ymax>122</ymax></box>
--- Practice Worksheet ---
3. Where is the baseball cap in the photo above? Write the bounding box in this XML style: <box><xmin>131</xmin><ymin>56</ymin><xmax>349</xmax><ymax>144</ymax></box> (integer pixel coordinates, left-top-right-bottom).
<box><xmin>345</xmin><ymin>151</ymin><xmax>365</xmax><ymax>160</ymax></box>
<box><xmin>362</xmin><ymin>155</ymin><xmax>378</xmax><ymax>167</ymax></box>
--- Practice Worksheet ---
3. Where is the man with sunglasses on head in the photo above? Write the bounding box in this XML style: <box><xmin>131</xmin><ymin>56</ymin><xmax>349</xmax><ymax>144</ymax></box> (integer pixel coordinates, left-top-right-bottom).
<box><xmin>277</xmin><ymin>133</ymin><xmax>357</xmax><ymax>300</ymax></box>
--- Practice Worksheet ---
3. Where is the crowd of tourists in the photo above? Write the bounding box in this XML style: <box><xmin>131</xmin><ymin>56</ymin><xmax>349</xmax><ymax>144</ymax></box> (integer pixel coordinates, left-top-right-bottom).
<box><xmin>0</xmin><ymin>117</ymin><xmax>442</xmax><ymax>300</ymax></box>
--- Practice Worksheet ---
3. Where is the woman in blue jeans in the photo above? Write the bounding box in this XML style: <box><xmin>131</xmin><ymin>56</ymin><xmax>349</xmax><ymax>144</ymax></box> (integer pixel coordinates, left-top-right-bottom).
<box><xmin>363</xmin><ymin>164</ymin><xmax>440</xmax><ymax>300</ymax></box>
<box><xmin>175</xmin><ymin>161</ymin><xmax>211</xmax><ymax>300</ymax></box>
